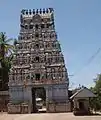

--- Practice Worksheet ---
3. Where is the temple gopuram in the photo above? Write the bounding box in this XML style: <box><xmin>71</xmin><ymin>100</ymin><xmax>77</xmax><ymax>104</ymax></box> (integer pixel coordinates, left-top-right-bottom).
<box><xmin>8</xmin><ymin>8</ymin><xmax>69</xmax><ymax>113</ymax></box>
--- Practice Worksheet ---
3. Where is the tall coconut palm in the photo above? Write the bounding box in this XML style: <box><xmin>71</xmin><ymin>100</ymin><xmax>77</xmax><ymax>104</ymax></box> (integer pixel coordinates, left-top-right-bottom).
<box><xmin>0</xmin><ymin>32</ymin><xmax>15</xmax><ymax>90</ymax></box>
<box><xmin>0</xmin><ymin>32</ymin><xmax>14</xmax><ymax>66</ymax></box>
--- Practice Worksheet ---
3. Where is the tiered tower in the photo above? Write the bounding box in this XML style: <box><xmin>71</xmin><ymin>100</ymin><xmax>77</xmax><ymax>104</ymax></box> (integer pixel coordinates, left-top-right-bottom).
<box><xmin>8</xmin><ymin>8</ymin><xmax>69</xmax><ymax>113</ymax></box>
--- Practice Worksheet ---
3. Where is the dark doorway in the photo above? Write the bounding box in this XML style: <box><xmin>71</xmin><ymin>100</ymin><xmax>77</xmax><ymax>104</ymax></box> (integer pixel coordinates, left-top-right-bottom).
<box><xmin>32</xmin><ymin>88</ymin><xmax>37</xmax><ymax>113</ymax></box>
<box><xmin>79</xmin><ymin>101</ymin><xmax>84</xmax><ymax>110</ymax></box>
<box><xmin>32</xmin><ymin>87</ymin><xmax>46</xmax><ymax>113</ymax></box>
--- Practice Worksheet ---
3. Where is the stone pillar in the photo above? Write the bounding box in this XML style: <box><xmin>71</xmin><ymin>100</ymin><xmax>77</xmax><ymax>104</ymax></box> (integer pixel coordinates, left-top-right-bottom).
<box><xmin>23</xmin><ymin>85</ymin><xmax>32</xmax><ymax>113</ymax></box>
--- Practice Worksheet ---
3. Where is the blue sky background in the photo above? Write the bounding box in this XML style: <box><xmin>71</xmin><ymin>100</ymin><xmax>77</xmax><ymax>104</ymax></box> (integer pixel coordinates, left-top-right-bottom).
<box><xmin>0</xmin><ymin>0</ymin><xmax>101</xmax><ymax>89</ymax></box>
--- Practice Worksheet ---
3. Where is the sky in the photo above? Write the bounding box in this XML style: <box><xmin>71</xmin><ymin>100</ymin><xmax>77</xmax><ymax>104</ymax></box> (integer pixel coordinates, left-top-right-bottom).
<box><xmin>0</xmin><ymin>0</ymin><xmax>101</xmax><ymax>89</ymax></box>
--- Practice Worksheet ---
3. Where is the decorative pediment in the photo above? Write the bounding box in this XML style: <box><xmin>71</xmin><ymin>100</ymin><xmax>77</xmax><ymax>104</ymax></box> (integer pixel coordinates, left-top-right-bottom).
<box><xmin>32</xmin><ymin>14</ymin><xmax>42</xmax><ymax>23</ymax></box>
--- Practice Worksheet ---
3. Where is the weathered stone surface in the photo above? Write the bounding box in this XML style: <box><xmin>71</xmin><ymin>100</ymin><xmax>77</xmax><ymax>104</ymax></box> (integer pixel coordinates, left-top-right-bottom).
<box><xmin>7</xmin><ymin>103</ymin><xmax>29</xmax><ymax>114</ymax></box>
<box><xmin>47</xmin><ymin>103</ymin><xmax>71</xmax><ymax>113</ymax></box>
<box><xmin>8</xmin><ymin>8</ymin><xmax>69</xmax><ymax>113</ymax></box>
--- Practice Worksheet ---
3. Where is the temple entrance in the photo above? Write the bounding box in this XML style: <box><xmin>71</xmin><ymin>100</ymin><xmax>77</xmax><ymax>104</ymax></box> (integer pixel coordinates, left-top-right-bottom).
<box><xmin>32</xmin><ymin>87</ymin><xmax>46</xmax><ymax>113</ymax></box>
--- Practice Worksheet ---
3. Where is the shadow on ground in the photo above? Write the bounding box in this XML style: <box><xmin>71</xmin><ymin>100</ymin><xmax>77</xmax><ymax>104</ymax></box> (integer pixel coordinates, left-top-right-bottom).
<box><xmin>74</xmin><ymin>113</ymin><xmax>101</xmax><ymax>116</ymax></box>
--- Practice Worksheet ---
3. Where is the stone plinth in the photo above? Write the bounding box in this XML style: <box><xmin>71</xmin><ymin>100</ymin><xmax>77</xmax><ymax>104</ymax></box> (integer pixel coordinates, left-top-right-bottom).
<box><xmin>47</xmin><ymin>102</ymin><xmax>71</xmax><ymax>113</ymax></box>
<box><xmin>7</xmin><ymin>103</ymin><xmax>29</xmax><ymax>114</ymax></box>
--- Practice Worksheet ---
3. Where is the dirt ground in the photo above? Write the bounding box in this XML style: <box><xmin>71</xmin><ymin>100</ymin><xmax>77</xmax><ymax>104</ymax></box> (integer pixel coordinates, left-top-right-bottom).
<box><xmin>0</xmin><ymin>112</ymin><xmax>101</xmax><ymax>120</ymax></box>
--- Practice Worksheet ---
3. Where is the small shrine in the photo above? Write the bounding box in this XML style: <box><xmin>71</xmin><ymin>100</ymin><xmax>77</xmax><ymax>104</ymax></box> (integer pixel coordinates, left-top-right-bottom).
<box><xmin>70</xmin><ymin>87</ymin><xmax>96</xmax><ymax>115</ymax></box>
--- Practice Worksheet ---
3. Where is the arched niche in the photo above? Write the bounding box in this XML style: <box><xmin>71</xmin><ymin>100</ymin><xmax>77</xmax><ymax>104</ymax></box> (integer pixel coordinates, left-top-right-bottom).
<box><xmin>32</xmin><ymin>14</ymin><xmax>42</xmax><ymax>23</ymax></box>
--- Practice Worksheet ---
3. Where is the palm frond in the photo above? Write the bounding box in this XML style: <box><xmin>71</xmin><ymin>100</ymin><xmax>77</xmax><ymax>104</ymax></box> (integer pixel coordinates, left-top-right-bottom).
<box><xmin>8</xmin><ymin>54</ymin><xmax>14</xmax><ymax>61</ymax></box>
<box><xmin>0</xmin><ymin>32</ymin><xmax>6</xmax><ymax>40</ymax></box>
<box><xmin>4</xmin><ymin>45</ymin><xmax>9</xmax><ymax>54</ymax></box>
<box><xmin>0</xmin><ymin>32</ymin><xmax>6</xmax><ymax>44</ymax></box>
<box><xmin>0</xmin><ymin>56</ymin><xmax>2</xmax><ymax>61</ymax></box>
<box><xmin>5</xmin><ymin>44</ymin><xmax>14</xmax><ymax>50</ymax></box>
<box><xmin>0</xmin><ymin>41</ymin><xmax>4</xmax><ymax>44</ymax></box>
<box><xmin>5</xmin><ymin>38</ymin><xmax>14</xmax><ymax>43</ymax></box>
<box><xmin>0</xmin><ymin>39</ymin><xmax>5</xmax><ymax>44</ymax></box>
<box><xmin>0</xmin><ymin>32</ymin><xmax>15</xmax><ymax>70</ymax></box>
<box><xmin>8</xmin><ymin>49</ymin><xmax>13</xmax><ymax>55</ymax></box>
<box><xmin>5</xmin><ymin>43</ymin><xmax>14</xmax><ymax>47</ymax></box>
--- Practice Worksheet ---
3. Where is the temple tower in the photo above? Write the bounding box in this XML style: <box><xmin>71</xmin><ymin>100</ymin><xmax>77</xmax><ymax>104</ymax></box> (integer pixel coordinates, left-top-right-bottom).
<box><xmin>8</xmin><ymin>8</ymin><xmax>69</xmax><ymax>113</ymax></box>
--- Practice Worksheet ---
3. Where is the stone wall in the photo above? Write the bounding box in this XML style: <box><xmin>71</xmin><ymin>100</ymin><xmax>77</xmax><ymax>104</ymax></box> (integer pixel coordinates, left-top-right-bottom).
<box><xmin>47</xmin><ymin>102</ymin><xmax>71</xmax><ymax>113</ymax></box>
<box><xmin>46</xmin><ymin>84</ymin><xmax>68</xmax><ymax>102</ymax></box>
<box><xmin>45</xmin><ymin>84</ymin><xmax>69</xmax><ymax>113</ymax></box>
<box><xmin>9</xmin><ymin>86</ymin><xmax>32</xmax><ymax>105</ymax></box>
<box><xmin>7</xmin><ymin>103</ymin><xmax>29</xmax><ymax>114</ymax></box>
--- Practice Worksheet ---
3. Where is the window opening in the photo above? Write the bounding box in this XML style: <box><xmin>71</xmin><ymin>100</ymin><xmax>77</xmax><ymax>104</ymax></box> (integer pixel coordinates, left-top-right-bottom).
<box><xmin>41</xmin><ymin>19</ymin><xmax>44</xmax><ymax>22</ymax></box>
<box><xmin>35</xmin><ymin>24</ymin><xmax>38</xmax><ymax>29</ymax></box>
<box><xmin>36</xmin><ymin>44</ymin><xmax>39</xmax><ymax>48</ymax></box>
<box><xmin>29</xmin><ymin>25</ymin><xmax>33</xmax><ymax>29</ymax></box>
<box><xmin>46</xmin><ymin>24</ymin><xmax>50</xmax><ymax>28</ymax></box>
<box><xmin>41</xmin><ymin>24</ymin><xmax>44</xmax><ymax>29</ymax></box>
<box><xmin>35</xmin><ymin>33</ymin><xmax>39</xmax><ymax>38</ymax></box>
<box><xmin>35</xmin><ymin>56</ymin><xmax>39</xmax><ymax>62</ymax></box>
<box><xmin>35</xmin><ymin>74</ymin><xmax>40</xmax><ymax>80</ymax></box>
<box><xmin>25</xmin><ymin>25</ymin><xmax>28</xmax><ymax>29</ymax></box>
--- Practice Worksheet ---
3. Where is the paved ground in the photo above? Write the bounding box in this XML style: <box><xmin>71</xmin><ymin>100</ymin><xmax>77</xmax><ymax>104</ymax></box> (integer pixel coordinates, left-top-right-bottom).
<box><xmin>0</xmin><ymin>112</ymin><xmax>101</xmax><ymax>120</ymax></box>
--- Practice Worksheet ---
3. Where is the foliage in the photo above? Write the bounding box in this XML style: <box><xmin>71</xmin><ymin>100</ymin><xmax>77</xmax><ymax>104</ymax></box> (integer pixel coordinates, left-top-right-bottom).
<box><xmin>0</xmin><ymin>32</ymin><xmax>14</xmax><ymax>69</ymax></box>
<box><xmin>90</xmin><ymin>74</ymin><xmax>101</xmax><ymax>111</ymax></box>
<box><xmin>0</xmin><ymin>32</ymin><xmax>15</xmax><ymax>90</ymax></box>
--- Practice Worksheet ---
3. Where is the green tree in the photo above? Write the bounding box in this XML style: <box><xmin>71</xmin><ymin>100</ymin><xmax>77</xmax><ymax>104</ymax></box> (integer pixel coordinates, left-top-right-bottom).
<box><xmin>0</xmin><ymin>32</ymin><xmax>15</xmax><ymax>90</ymax></box>
<box><xmin>90</xmin><ymin>74</ymin><xmax>101</xmax><ymax>111</ymax></box>
<box><xmin>0</xmin><ymin>32</ymin><xmax>14</xmax><ymax>65</ymax></box>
